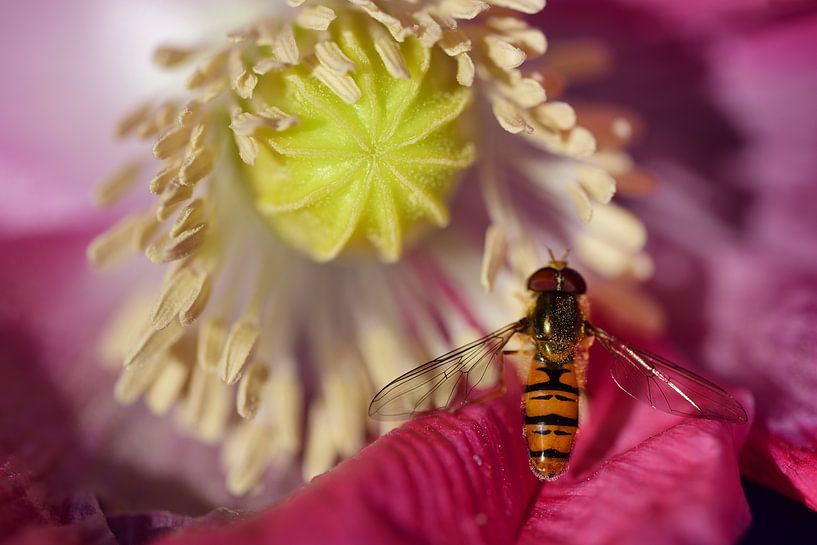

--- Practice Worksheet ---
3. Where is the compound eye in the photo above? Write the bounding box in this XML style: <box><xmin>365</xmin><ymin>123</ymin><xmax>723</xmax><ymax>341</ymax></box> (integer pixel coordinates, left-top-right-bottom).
<box><xmin>527</xmin><ymin>268</ymin><xmax>559</xmax><ymax>292</ymax></box>
<box><xmin>561</xmin><ymin>268</ymin><xmax>587</xmax><ymax>294</ymax></box>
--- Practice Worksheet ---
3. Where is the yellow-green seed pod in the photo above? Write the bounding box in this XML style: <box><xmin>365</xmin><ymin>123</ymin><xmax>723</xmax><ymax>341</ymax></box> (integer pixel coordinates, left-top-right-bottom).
<box><xmin>241</xmin><ymin>15</ymin><xmax>475</xmax><ymax>262</ymax></box>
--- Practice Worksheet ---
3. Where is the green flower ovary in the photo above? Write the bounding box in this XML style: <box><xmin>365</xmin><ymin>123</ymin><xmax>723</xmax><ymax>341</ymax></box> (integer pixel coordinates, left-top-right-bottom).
<box><xmin>243</xmin><ymin>16</ymin><xmax>475</xmax><ymax>262</ymax></box>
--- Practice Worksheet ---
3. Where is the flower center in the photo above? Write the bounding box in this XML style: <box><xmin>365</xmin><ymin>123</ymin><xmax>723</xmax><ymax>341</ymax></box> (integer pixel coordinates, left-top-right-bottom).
<box><xmin>236</xmin><ymin>13</ymin><xmax>475</xmax><ymax>262</ymax></box>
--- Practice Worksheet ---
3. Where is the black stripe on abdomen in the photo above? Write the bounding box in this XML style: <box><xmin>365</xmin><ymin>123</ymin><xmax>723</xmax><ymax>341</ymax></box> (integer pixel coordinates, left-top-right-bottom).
<box><xmin>530</xmin><ymin>429</ymin><xmax>572</xmax><ymax>436</ymax></box>
<box><xmin>524</xmin><ymin>381</ymin><xmax>579</xmax><ymax>395</ymax></box>
<box><xmin>529</xmin><ymin>449</ymin><xmax>571</xmax><ymax>459</ymax></box>
<box><xmin>528</xmin><ymin>393</ymin><xmax>574</xmax><ymax>401</ymax></box>
<box><xmin>524</xmin><ymin>413</ymin><xmax>579</xmax><ymax>426</ymax></box>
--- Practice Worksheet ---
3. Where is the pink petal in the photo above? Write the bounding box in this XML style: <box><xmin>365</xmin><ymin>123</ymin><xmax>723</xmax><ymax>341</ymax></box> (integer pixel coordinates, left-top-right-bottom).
<box><xmin>740</xmin><ymin>426</ymin><xmax>817</xmax><ymax>512</ymax></box>
<box><xmin>0</xmin><ymin>1</ymin><xmax>156</xmax><ymax>234</ymax></box>
<box><xmin>709</xmin><ymin>12</ymin><xmax>817</xmax><ymax>193</ymax></box>
<box><xmin>518</xmin><ymin>419</ymin><xmax>750</xmax><ymax>545</ymax></box>
<box><xmin>157</xmin><ymin>371</ymin><xmax>537</xmax><ymax>545</ymax></box>
<box><xmin>752</xmin><ymin>187</ymin><xmax>817</xmax><ymax>266</ymax></box>
<box><xmin>608</xmin><ymin>0</ymin><xmax>791</xmax><ymax>35</ymax></box>
<box><xmin>0</xmin><ymin>455</ymin><xmax>116</xmax><ymax>545</ymax></box>
<box><xmin>703</xmin><ymin>250</ymin><xmax>817</xmax><ymax>509</ymax></box>
<box><xmin>106</xmin><ymin>510</ymin><xmax>239</xmax><ymax>545</ymax></box>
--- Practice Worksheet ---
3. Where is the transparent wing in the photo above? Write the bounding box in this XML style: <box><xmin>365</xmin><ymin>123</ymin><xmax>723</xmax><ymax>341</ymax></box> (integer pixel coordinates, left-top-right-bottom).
<box><xmin>368</xmin><ymin>320</ymin><xmax>527</xmax><ymax>421</ymax></box>
<box><xmin>590</xmin><ymin>325</ymin><xmax>747</xmax><ymax>423</ymax></box>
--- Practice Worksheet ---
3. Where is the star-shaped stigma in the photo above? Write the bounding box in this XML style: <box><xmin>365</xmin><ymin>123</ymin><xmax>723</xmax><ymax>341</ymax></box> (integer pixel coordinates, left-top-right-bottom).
<box><xmin>243</xmin><ymin>16</ymin><xmax>475</xmax><ymax>262</ymax></box>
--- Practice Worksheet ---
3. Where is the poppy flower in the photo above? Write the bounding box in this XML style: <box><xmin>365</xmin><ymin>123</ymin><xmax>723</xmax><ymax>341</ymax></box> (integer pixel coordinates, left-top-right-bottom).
<box><xmin>1</xmin><ymin>0</ymin><xmax>815</xmax><ymax>544</ymax></box>
<box><xmin>72</xmin><ymin>0</ymin><xmax>650</xmax><ymax>499</ymax></box>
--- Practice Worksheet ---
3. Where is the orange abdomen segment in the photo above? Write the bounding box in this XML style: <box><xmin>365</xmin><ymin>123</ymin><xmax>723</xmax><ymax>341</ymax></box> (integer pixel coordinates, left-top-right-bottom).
<box><xmin>523</xmin><ymin>357</ymin><xmax>579</xmax><ymax>480</ymax></box>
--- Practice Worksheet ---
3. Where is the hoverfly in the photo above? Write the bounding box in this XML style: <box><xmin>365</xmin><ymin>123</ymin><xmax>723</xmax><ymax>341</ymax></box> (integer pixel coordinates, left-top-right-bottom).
<box><xmin>369</xmin><ymin>260</ymin><xmax>747</xmax><ymax>480</ymax></box>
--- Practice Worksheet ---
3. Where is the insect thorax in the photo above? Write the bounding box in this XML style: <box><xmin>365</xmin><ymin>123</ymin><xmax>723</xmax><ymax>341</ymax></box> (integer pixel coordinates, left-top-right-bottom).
<box><xmin>531</xmin><ymin>292</ymin><xmax>584</xmax><ymax>362</ymax></box>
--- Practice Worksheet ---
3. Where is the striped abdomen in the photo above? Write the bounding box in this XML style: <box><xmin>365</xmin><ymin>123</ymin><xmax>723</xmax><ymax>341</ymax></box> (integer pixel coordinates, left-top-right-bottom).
<box><xmin>523</xmin><ymin>354</ymin><xmax>579</xmax><ymax>480</ymax></box>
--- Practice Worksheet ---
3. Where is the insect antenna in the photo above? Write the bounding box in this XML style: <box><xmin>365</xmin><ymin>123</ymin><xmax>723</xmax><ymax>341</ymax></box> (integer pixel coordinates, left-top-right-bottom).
<box><xmin>546</xmin><ymin>246</ymin><xmax>571</xmax><ymax>269</ymax></box>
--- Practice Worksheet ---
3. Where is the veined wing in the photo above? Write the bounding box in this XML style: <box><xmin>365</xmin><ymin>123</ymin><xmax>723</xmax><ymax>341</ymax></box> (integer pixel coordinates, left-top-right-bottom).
<box><xmin>368</xmin><ymin>320</ymin><xmax>527</xmax><ymax>421</ymax></box>
<box><xmin>590</xmin><ymin>324</ymin><xmax>747</xmax><ymax>423</ymax></box>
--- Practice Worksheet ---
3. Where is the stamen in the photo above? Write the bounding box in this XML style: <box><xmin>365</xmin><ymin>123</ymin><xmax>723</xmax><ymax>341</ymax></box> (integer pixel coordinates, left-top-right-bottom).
<box><xmin>236</xmin><ymin>362</ymin><xmax>270</xmax><ymax>419</ymax></box>
<box><xmin>156</xmin><ymin>183</ymin><xmax>192</xmax><ymax>221</ymax></box>
<box><xmin>485</xmin><ymin>35</ymin><xmax>527</xmax><ymax>70</ymax></box>
<box><xmin>94</xmin><ymin>162</ymin><xmax>142</xmax><ymax>207</ymax></box>
<box><xmin>224</xmin><ymin>423</ymin><xmax>278</xmax><ymax>495</ymax></box>
<box><xmin>574</xmin><ymin>204</ymin><xmax>652</xmax><ymax>278</ymax></box>
<box><xmin>153</xmin><ymin>103</ymin><xmax>183</xmax><ymax>137</ymax></box>
<box><xmin>154</xmin><ymin>46</ymin><xmax>198</xmax><ymax>68</ymax></box>
<box><xmin>567</xmin><ymin>181</ymin><xmax>593</xmax><ymax>222</ymax></box>
<box><xmin>493</xmin><ymin>98</ymin><xmax>532</xmax><ymax>134</ymax></box>
<box><xmin>296</xmin><ymin>5</ymin><xmax>336</xmax><ymax>31</ymax></box>
<box><xmin>325</xmin><ymin>367</ymin><xmax>368</xmax><ymax>457</ymax></box>
<box><xmin>188</xmin><ymin>50</ymin><xmax>229</xmax><ymax>90</ymax></box>
<box><xmin>314</xmin><ymin>41</ymin><xmax>356</xmax><ymax>74</ymax></box>
<box><xmin>97</xmin><ymin>292</ymin><xmax>155</xmax><ymax>366</ymax></box>
<box><xmin>144</xmin><ymin>353</ymin><xmax>188</xmax><ymax>415</ymax></box>
<box><xmin>487</xmin><ymin>0</ymin><xmax>545</xmax><ymax>13</ymax></box>
<box><xmin>440</xmin><ymin>0</ymin><xmax>490</xmax><ymax>20</ymax></box>
<box><xmin>153</xmin><ymin>125</ymin><xmax>192</xmax><ymax>161</ymax></box>
<box><xmin>252</xmin><ymin>57</ymin><xmax>284</xmax><ymax>75</ymax></box>
<box><xmin>145</xmin><ymin>223</ymin><xmax>207</xmax><ymax>264</ymax></box>
<box><xmin>178</xmin><ymin>365</ymin><xmax>231</xmax><ymax>442</ymax></box>
<box><xmin>354</xmin><ymin>287</ymin><xmax>410</xmax><ymax>396</ymax></box>
<box><xmin>439</xmin><ymin>30</ymin><xmax>471</xmax><ymax>56</ymax></box>
<box><xmin>228</xmin><ymin>26</ymin><xmax>260</xmax><ymax>43</ymax></box>
<box><xmin>524</xmin><ymin>124</ymin><xmax>596</xmax><ymax>157</ymax></box>
<box><xmin>269</xmin><ymin>366</ymin><xmax>302</xmax><ymax>453</ymax></box>
<box><xmin>302</xmin><ymin>398</ymin><xmax>334</xmax><ymax>481</ymax></box>
<box><xmin>576</xmin><ymin>165</ymin><xmax>616</xmax><ymax>204</ymax></box>
<box><xmin>481</xmin><ymin>223</ymin><xmax>508</xmax><ymax>292</ymax></box>
<box><xmin>531</xmin><ymin>101</ymin><xmax>576</xmax><ymax>131</ymax></box>
<box><xmin>373</xmin><ymin>29</ymin><xmax>411</xmax><ymax>79</ymax></box>
<box><xmin>87</xmin><ymin>215</ymin><xmax>146</xmax><ymax>269</ymax></box>
<box><xmin>124</xmin><ymin>320</ymin><xmax>184</xmax><ymax>369</ymax></box>
<box><xmin>312</xmin><ymin>64</ymin><xmax>363</xmax><ymax>103</ymax></box>
<box><xmin>487</xmin><ymin>17</ymin><xmax>547</xmax><ymax>54</ymax></box>
<box><xmin>150</xmin><ymin>267</ymin><xmax>209</xmax><ymax>330</ymax></box>
<box><xmin>115</xmin><ymin>360</ymin><xmax>161</xmax><ymax>404</ymax></box>
<box><xmin>230</xmin><ymin>110</ymin><xmax>260</xmax><ymax>165</ymax></box>
<box><xmin>179</xmin><ymin>273</ymin><xmax>211</xmax><ymax>325</ymax></box>
<box><xmin>455</xmin><ymin>53</ymin><xmax>475</xmax><ymax>86</ymax></box>
<box><xmin>178</xmin><ymin>147</ymin><xmax>214</xmax><ymax>186</ymax></box>
<box><xmin>563</xmin><ymin>127</ymin><xmax>597</xmax><ymax>157</ymax></box>
<box><xmin>500</xmin><ymin>76</ymin><xmax>546</xmax><ymax>109</ymax></box>
<box><xmin>115</xmin><ymin>103</ymin><xmax>152</xmax><ymax>139</ymax></box>
<box><xmin>149</xmin><ymin>164</ymin><xmax>179</xmax><ymax>195</ymax></box>
<box><xmin>270</xmin><ymin>25</ymin><xmax>299</xmax><ymax>64</ymax></box>
<box><xmin>349</xmin><ymin>1</ymin><xmax>412</xmax><ymax>41</ymax></box>
<box><xmin>228</xmin><ymin>51</ymin><xmax>258</xmax><ymax>100</ymax></box>
<box><xmin>198</xmin><ymin>319</ymin><xmax>228</xmax><ymax>372</ymax></box>
<box><xmin>219</xmin><ymin>318</ymin><xmax>260</xmax><ymax>384</ymax></box>
<box><xmin>170</xmin><ymin>199</ymin><xmax>206</xmax><ymax>237</ymax></box>
<box><xmin>414</xmin><ymin>12</ymin><xmax>443</xmax><ymax>47</ymax></box>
